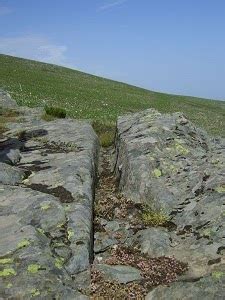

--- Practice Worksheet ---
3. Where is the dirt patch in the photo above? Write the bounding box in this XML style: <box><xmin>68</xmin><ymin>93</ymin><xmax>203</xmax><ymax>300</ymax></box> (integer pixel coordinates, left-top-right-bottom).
<box><xmin>91</xmin><ymin>246</ymin><xmax>187</xmax><ymax>298</ymax></box>
<box><xmin>91</xmin><ymin>268</ymin><xmax>147</xmax><ymax>299</ymax></box>
<box><xmin>27</xmin><ymin>183</ymin><xmax>74</xmax><ymax>203</ymax></box>
<box><xmin>105</xmin><ymin>246</ymin><xmax>188</xmax><ymax>285</ymax></box>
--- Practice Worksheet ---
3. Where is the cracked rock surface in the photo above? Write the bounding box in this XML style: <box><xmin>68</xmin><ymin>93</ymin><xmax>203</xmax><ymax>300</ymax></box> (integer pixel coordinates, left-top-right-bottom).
<box><xmin>114</xmin><ymin>109</ymin><xmax>225</xmax><ymax>298</ymax></box>
<box><xmin>2</xmin><ymin>90</ymin><xmax>225</xmax><ymax>299</ymax></box>
<box><xmin>0</xmin><ymin>92</ymin><xmax>99</xmax><ymax>299</ymax></box>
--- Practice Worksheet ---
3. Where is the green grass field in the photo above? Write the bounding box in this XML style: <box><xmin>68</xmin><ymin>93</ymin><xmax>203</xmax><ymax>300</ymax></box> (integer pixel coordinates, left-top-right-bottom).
<box><xmin>0</xmin><ymin>54</ymin><xmax>225</xmax><ymax>137</ymax></box>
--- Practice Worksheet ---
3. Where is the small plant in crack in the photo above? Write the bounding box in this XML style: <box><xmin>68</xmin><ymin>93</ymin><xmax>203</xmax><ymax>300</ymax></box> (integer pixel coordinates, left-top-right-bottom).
<box><xmin>92</xmin><ymin>120</ymin><xmax>116</xmax><ymax>147</ymax></box>
<box><xmin>16</xmin><ymin>129</ymin><xmax>27</xmax><ymax>141</ymax></box>
<box><xmin>141</xmin><ymin>204</ymin><xmax>169</xmax><ymax>227</ymax></box>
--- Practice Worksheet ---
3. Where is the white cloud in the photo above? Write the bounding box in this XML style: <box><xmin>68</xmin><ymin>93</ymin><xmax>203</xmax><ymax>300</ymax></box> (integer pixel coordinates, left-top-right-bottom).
<box><xmin>0</xmin><ymin>6</ymin><xmax>13</xmax><ymax>16</ymax></box>
<box><xmin>0</xmin><ymin>35</ymin><xmax>68</xmax><ymax>66</ymax></box>
<box><xmin>38</xmin><ymin>45</ymin><xmax>67</xmax><ymax>64</ymax></box>
<box><xmin>98</xmin><ymin>0</ymin><xmax>128</xmax><ymax>11</ymax></box>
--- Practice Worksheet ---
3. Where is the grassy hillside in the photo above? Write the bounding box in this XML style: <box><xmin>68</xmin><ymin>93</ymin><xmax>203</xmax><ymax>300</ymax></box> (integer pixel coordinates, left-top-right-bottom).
<box><xmin>0</xmin><ymin>54</ymin><xmax>225</xmax><ymax>137</ymax></box>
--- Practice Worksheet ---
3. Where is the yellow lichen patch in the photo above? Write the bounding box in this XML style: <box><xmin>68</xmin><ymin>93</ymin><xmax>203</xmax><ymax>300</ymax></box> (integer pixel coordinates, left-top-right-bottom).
<box><xmin>54</xmin><ymin>257</ymin><xmax>64</xmax><ymax>269</ymax></box>
<box><xmin>202</xmin><ymin>228</ymin><xmax>212</xmax><ymax>237</ymax></box>
<box><xmin>27</xmin><ymin>264</ymin><xmax>40</xmax><ymax>274</ymax></box>
<box><xmin>23</xmin><ymin>178</ymin><xmax>29</xmax><ymax>184</ymax></box>
<box><xmin>37</xmin><ymin>228</ymin><xmax>45</xmax><ymax>235</ymax></box>
<box><xmin>212</xmin><ymin>271</ymin><xmax>224</xmax><ymax>280</ymax></box>
<box><xmin>6</xmin><ymin>283</ymin><xmax>13</xmax><ymax>288</ymax></box>
<box><xmin>148</xmin><ymin>155</ymin><xmax>155</xmax><ymax>162</ymax></box>
<box><xmin>68</xmin><ymin>228</ymin><xmax>74</xmax><ymax>240</ymax></box>
<box><xmin>67</xmin><ymin>228</ymin><xmax>74</xmax><ymax>240</ymax></box>
<box><xmin>0</xmin><ymin>258</ymin><xmax>14</xmax><ymax>264</ymax></box>
<box><xmin>169</xmin><ymin>163</ymin><xmax>179</xmax><ymax>174</ymax></box>
<box><xmin>64</xmin><ymin>204</ymin><xmax>71</xmax><ymax>212</ymax></box>
<box><xmin>0</xmin><ymin>268</ymin><xmax>17</xmax><ymax>277</ymax></box>
<box><xmin>215</xmin><ymin>185</ymin><xmax>225</xmax><ymax>193</ymax></box>
<box><xmin>30</xmin><ymin>288</ymin><xmax>41</xmax><ymax>297</ymax></box>
<box><xmin>17</xmin><ymin>239</ymin><xmax>30</xmax><ymax>249</ymax></box>
<box><xmin>174</xmin><ymin>141</ymin><xmax>189</xmax><ymax>155</ymax></box>
<box><xmin>152</xmin><ymin>168</ymin><xmax>162</xmax><ymax>178</ymax></box>
<box><xmin>160</xmin><ymin>161</ymin><xmax>179</xmax><ymax>175</ymax></box>
<box><xmin>56</xmin><ymin>222</ymin><xmax>65</xmax><ymax>228</ymax></box>
<box><xmin>211</xmin><ymin>159</ymin><xmax>220</xmax><ymax>165</ymax></box>
<box><xmin>40</xmin><ymin>201</ymin><xmax>51</xmax><ymax>210</ymax></box>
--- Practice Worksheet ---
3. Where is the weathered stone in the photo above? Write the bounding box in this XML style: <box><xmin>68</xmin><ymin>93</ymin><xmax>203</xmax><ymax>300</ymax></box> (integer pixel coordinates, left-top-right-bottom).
<box><xmin>146</xmin><ymin>271</ymin><xmax>225</xmax><ymax>300</ymax></box>
<box><xmin>114</xmin><ymin>109</ymin><xmax>211</xmax><ymax>211</ymax></box>
<box><xmin>96</xmin><ymin>264</ymin><xmax>142</xmax><ymax>283</ymax></box>
<box><xmin>0</xmin><ymin>163</ymin><xmax>25</xmax><ymax>185</ymax></box>
<box><xmin>0</xmin><ymin>90</ymin><xmax>18</xmax><ymax>108</ymax></box>
<box><xmin>0</xmin><ymin>93</ymin><xmax>100</xmax><ymax>298</ymax></box>
<box><xmin>0</xmin><ymin>138</ymin><xmax>23</xmax><ymax>165</ymax></box>
<box><xmin>114</xmin><ymin>109</ymin><xmax>225</xmax><ymax>296</ymax></box>
<box><xmin>94</xmin><ymin>232</ymin><xmax>118</xmax><ymax>253</ymax></box>
<box><xmin>104</xmin><ymin>220</ymin><xmax>121</xmax><ymax>232</ymax></box>
<box><xmin>2</xmin><ymin>89</ymin><xmax>225</xmax><ymax>298</ymax></box>
<box><xmin>132</xmin><ymin>228</ymin><xmax>171</xmax><ymax>257</ymax></box>
<box><xmin>3</xmin><ymin>148</ymin><xmax>21</xmax><ymax>165</ymax></box>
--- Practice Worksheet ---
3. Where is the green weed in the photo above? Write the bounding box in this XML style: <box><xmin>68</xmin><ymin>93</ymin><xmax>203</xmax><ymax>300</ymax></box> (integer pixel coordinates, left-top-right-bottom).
<box><xmin>44</xmin><ymin>105</ymin><xmax>66</xmax><ymax>118</ymax></box>
<box><xmin>41</xmin><ymin>113</ymin><xmax>56</xmax><ymax>121</ymax></box>
<box><xmin>141</xmin><ymin>206</ymin><xmax>169</xmax><ymax>226</ymax></box>
<box><xmin>92</xmin><ymin>120</ymin><xmax>116</xmax><ymax>147</ymax></box>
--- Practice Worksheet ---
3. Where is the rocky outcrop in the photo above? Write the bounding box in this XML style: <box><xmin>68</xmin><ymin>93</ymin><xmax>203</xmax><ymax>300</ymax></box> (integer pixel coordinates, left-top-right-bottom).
<box><xmin>114</xmin><ymin>109</ymin><xmax>225</xmax><ymax>298</ymax></box>
<box><xmin>2</xmin><ymin>90</ymin><xmax>225</xmax><ymax>299</ymax></box>
<box><xmin>0</xmin><ymin>92</ymin><xmax>99</xmax><ymax>299</ymax></box>
<box><xmin>0</xmin><ymin>90</ymin><xmax>18</xmax><ymax>109</ymax></box>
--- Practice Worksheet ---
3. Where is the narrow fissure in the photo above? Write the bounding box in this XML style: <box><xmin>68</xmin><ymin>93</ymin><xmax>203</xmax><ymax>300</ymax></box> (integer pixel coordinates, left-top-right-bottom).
<box><xmin>90</xmin><ymin>146</ymin><xmax>188</xmax><ymax>299</ymax></box>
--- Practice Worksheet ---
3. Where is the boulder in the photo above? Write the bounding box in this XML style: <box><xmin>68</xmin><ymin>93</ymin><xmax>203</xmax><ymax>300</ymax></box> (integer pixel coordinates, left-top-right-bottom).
<box><xmin>0</xmin><ymin>163</ymin><xmax>25</xmax><ymax>185</ymax></box>
<box><xmin>0</xmin><ymin>109</ymin><xmax>100</xmax><ymax>298</ymax></box>
<box><xmin>96</xmin><ymin>264</ymin><xmax>142</xmax><ymax>284</ymax></box>
<box><xmin>114</xmin><ymin>109</ymin><xmax>225</xmax><ymax>295</ymax></box>
<box><xmin>0</xmin><ymin>90</ymin><xmax>18</xmax><ymax>109</ymax></box>
<box><xmin>146</xmin><ymin>271</ymin><xmax>225</xmax><ymax>300</ymax></box>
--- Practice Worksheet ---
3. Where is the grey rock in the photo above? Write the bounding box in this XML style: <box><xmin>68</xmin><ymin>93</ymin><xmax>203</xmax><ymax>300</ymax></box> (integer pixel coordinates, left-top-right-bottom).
<box><xmin>4</xmin><ymin>148</ymin><xmax>21</xmax><ymax>165</ymax></box>
<box><xmin>0</xmin><ymin>162</ymin><xmax>25</xmax><ymax>184</ymax></box>
<box><xmin>133</xmin><ymin>228</ymin><xmax>171</xmax><ymax>257</ymax></box>
<box><xmin>115</xmin><ymin>109</ymin><xmax>225</xmax><ymax>295</ymax></box>
<box><xmin>114</xmin><ymin>109</ymin><xmax>210</xmax><ymax>211</ymax></box>
<box><xmin>0</xmin><ymin>138</ymin><xmax>23</xmax><ymax>165</ymax></box>
<box><xmin>65</xmin><ymin>245</ymin><xmax>90</xmax><ymax>274</ymax></box>
<box><xmin>94</xmin><ymin>231</ymin><xmax>118</xmax><ymax>253</ymax></box>
<box><xmin>104</xmin><ymin>220</ymin><xmax>120</xmax><ymax>232</ymax></box>
<box><xmin>72</xmin><ymin>270</ymin><xmax>91</xmax><ymax>292</ymax></box>
<box><xmin>146</xmin><ymin>271</ymin><xmax>225</xmax><ymax>300</ymax></box>
<box><xmin>96</xmin><ymin>264</ymin><xmax>142</xmax><ymax>283</ymax></box>
<box><xmin>0</xmin><ymin>90</ymin><xmax>18</xmax><ymax>108</ymax></box>
<box><xmin>0</xmin><ymin>99</ymin><xmax>100</xmax><ymax>299</ymax></box>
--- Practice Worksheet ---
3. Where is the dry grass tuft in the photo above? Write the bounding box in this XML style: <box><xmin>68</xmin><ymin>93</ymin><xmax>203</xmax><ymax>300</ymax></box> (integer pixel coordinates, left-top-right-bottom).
<box><xmin>141</xmin><ymin>207</ymin><xmax>169</xmax><ymax>227</ymax></box>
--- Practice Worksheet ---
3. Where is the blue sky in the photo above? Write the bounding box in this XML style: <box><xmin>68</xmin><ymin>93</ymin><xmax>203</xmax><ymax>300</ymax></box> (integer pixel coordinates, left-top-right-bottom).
<box><xmin>0</xmin><ymin>0</ymin><xmax>225</xmax><ymax>100</ymax></box>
